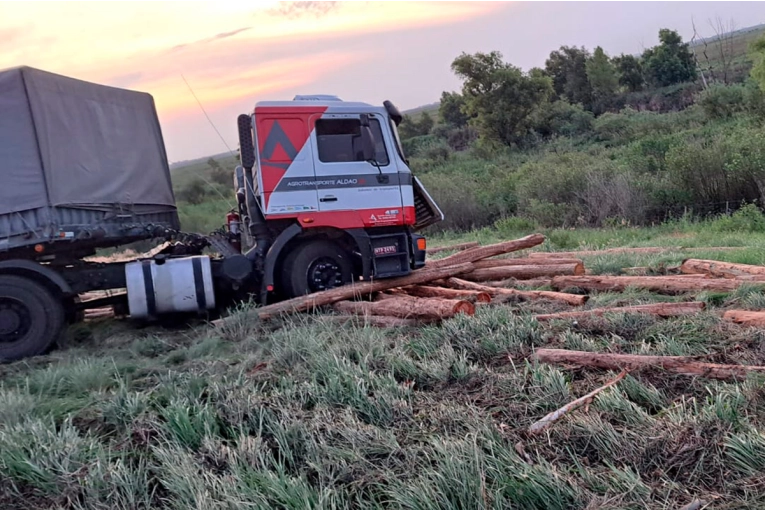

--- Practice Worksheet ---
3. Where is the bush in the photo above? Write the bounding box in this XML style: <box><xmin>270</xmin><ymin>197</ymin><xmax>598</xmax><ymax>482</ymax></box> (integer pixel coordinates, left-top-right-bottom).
<box><xmin>709</xmin><ymin>203</ymin><xmax>765</xmax><ymax>232</ymax></box>
<box><xmin>493</xmin><ymin>216</ymin><xmax>538</xmax><ymax>237</ymax></box>
<box><xmin>530</xmin><ymin>100</ymin><xmax>594</xmax><ymax>139</ymax></box>
<box><xmin>699</xmin><ymin>84</ymin><xmax>747</xmax><ymax>120</ymax></box>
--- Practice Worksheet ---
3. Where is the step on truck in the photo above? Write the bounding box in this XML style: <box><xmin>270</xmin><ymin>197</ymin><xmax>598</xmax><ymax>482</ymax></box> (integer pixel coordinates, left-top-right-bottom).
<box><xmin>0</xmin><ymin>66</ymin><xmax>443</xmax><ymax>362</ymax></box>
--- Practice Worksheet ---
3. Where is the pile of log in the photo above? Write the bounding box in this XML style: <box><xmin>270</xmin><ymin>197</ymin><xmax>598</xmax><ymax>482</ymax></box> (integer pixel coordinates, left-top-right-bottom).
<box><xmin>213</xmin><ymin>233</ymin><xmax>608</xmax><ymax>327</ymax></box>
<box><xmin>213</xmin><ymin>240</ymin><xmax>765</xmax><ymax>328</ymax></box>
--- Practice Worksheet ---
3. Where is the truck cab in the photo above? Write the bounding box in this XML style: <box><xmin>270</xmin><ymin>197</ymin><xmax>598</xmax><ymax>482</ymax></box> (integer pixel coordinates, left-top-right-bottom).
<box><xmin>234</xmin><ymin>95</ymin><xmax>443</xmax><ymax>301</ymax></box>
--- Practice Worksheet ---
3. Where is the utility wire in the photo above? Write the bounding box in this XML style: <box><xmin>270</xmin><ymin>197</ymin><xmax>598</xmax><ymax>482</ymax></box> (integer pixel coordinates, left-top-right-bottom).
<box><xmin>179</xmin><ymin>74</ymin><xmax>235</xmax><ymax>209</ymax></box>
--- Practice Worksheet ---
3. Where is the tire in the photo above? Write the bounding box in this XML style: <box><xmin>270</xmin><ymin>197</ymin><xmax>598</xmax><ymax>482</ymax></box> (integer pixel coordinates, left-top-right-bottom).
<box><xmin>280</xmin><ymin>240</ymin><xmax>354</xmax><ymax>298</ymax></box>
<box><xmin>0</xmin><ymin>275</ymin><xmax>65</xmax><ymax>362</ymax></box>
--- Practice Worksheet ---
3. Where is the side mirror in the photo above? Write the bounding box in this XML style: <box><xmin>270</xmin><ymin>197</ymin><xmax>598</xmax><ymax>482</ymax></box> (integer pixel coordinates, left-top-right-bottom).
<box><xmin>359</xmin><ymin>114</ymin><xmax>375</xmax><ymax>162</ymax></box>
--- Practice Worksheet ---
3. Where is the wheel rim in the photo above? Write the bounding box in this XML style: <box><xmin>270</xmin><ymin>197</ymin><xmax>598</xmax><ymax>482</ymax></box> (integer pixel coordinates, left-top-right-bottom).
<box><xmin>307</xmin><ymin>257</ymin><xmax>345</xmax><ymax>292</ymax></box>
<box><xmin>0</xmin><ymin>297</ymin><xmax>31</xmax><ymax>344</ymax></box>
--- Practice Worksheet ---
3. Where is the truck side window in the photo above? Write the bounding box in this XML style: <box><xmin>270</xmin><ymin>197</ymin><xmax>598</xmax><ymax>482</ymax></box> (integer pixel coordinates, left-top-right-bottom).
<box><xmin>316</xmin><ymin>118</ymin><xmax>389</xmax><ymax>165</ymax></box>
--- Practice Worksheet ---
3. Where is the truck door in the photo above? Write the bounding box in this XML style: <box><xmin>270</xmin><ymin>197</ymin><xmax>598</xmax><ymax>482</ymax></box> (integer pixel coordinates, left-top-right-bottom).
<box><xmin>309</xmin><ymin>114</ymin><xmax>404</xmax><ymax>221</ymax></box>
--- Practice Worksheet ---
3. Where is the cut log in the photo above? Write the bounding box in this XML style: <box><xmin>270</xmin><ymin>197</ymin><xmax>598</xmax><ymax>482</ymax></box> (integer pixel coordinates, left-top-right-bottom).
<box><xmin>551</xmin><ymin>275</ymin><xmax>755</xmax><ymax>294</ymax></box>
<box><xmin>681</xmin><ymin>258</ymin><xmax>765</xmax><ymax>278</ymax></box>
<box><xmin>427</xmin><ymin>241</ymin><xmax>480</xmax><ymax>255</ymax></box>
<box><xmin>445</xmin><ymin>277</ymin><xmax>588</xmax><ymax>306</ymax></box>
<box><xmin>463</xmin><ymin>263</ymin><xmax>584</xmax><ymax>282</ymax></box>
<box><xmin>533</xmin><ymin>348</ymin><xmax>765</xmax><ymax>381</ymax></box>
<box><xmin>429</xmin><ymin>257</ymin><xmax>582</xmax><ymax>269</ymax></box>
<box><xmin>427</xmin><ymin>234</ymin><xmax>545</xmax><ymax>269</ymax></box>
<box><xmin>326</xmin><ymin>315</ymin><xmax>420</xmax><ymax>328</ymax></box>
<box><xmin>722</xmin><ymin>310</ymin><xmax>765</xmax><ymax>327</ymax></box>
<box><xmin>528</xmin><ymin>370</ymin><xmax>628</xmax><ymax>435</ymax></box>
<box><xmin>214</xmin><ymin>261</ymin><xmax>476</xmax><ymax>323</ymax></box>
<box><xmin>529</xmin><ymin>247</ymin><xmax>675</xmax><ymax>258</ymax></box>
<box><xmin>474</xmin><ymin>258</ymin><xmax>583</xmax><ymax>268</ymax></box>
<box><xmin>334</xmin><ymin>294</ymin><xmax>474</xmax><ymax>321</ymax></box>
<box><xmin>402</xmin><ymin>285</ymin><xmax>492</xmax><ymax>303</ymax></box>
<box><xmin>534</xmin><ymin>301</ymin><xmax>705</xmax><ymax>321</ymax></box>
<box><xmin>484</xmin><ymin>277</ymin><xmax>554</xmax><ymax>289</ymax></box>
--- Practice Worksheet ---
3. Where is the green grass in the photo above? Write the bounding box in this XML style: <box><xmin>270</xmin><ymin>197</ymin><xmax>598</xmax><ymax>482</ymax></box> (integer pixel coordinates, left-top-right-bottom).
<box><xmin>4</xmin><ymin>226</ymin><xmax>765</xmax><ymax>508</ymax></box>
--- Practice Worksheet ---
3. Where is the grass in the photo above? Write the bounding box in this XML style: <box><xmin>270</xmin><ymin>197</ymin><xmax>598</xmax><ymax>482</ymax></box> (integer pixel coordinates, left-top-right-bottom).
<box><xmin>4</xmin><ymin>228</ymin><xmax>765</xmax><ymax>508</ymax></box>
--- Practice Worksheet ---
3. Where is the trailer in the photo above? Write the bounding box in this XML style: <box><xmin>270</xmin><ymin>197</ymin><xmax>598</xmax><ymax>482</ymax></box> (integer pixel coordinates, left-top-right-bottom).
<box><xmin>0</xmin><ymin>66</ymin><xmax>443</xmax><ymax>362</ymax></box>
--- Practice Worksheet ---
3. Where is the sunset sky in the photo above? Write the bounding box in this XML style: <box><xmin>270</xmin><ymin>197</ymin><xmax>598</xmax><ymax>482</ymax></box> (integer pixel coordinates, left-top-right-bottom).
<box><xmin>2</xmin><ymin>1</ymin><xmax>765</xmax><ymax>162</ymax></box>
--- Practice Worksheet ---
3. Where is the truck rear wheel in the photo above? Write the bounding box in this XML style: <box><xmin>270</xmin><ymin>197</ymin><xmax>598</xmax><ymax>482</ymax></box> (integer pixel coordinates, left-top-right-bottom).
<box><xmin>280</xmin><ymin>240</ymin><xmax>353</xmax><ymax>298</ymax></box>
<box><xmin>0</xmin><ymin>275</ymin><xmax>65</xmax><ymax>362</ymax></box>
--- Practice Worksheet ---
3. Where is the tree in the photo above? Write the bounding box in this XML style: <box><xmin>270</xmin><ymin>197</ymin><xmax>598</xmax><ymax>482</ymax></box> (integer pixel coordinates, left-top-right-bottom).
<box><xmin>642</xmin><ymin>28</ymin><xmax>698</xmax><ymax>87</ymax></box>
<box><xmin>439</xmin><ymin>91</ymin><xmax>469</xmax><ymax>127</ymax></box>
<box><xmin>545</xmin><ymin>46</ymin><xmax>593</xmax><ymax>110</ymax></box>
<box><xmin>586</xmin><ymin>46</ymin><xmax>619</xmax><ymax>114</ymax></box>
<box><xmin>397</xmin><ymin>112</ymin><xmax>434</xmax><ymax>139</ymax></box>
<box><xmin>451</xmin><ymin>50</ymin><xmax>553</xmax><ymax>147</ymax></box>
<box><xmin>613</xmin><ymin>54</ymin><xmax>644</xmax><ymax>92</ymax></box>
<box><xmin>750</xmin><ymin>34</ymin><xmax>765</xmax><ymax>92</ymax></box>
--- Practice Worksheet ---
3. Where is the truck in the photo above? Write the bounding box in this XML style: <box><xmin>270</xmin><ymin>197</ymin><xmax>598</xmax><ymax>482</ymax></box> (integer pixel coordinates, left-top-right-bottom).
<box><xmin>0</xmin><ymin>66</ymin><xmax>443</xmax><ymax>362</ymax></box>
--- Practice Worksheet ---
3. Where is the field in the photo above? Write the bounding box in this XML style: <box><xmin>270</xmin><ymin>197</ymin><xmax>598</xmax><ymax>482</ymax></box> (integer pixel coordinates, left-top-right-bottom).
<box><xmin>4</xmin><ymin>213</ymin><xmax>765</xmax><ymax>509</ymax></box>
<box><xmin>6</xmin><ymin>19</ymin><xmax>765</xmax><ymax>510</ymax></box>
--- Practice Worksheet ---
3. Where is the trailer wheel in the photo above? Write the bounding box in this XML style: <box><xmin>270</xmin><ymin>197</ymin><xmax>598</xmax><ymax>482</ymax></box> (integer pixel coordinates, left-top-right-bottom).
<box><xmin>280</xmin><ymin>240</ymin><xmax>353</xmax><ymax>298</ymax></box>
<box><xmin>0</xmin><ymin>275</ymin><xmax>65</xmax><ymax>362</ymax></box>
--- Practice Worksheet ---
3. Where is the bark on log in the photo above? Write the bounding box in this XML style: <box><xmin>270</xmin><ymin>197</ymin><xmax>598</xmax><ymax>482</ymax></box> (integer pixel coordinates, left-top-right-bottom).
<box><xmin>529</xmin><ymin>247</ymin><xmax>675</xmax><ymax>258</ymax></box>
<box><xmin>533</xmin><ymin>348</ymin><xmax>765</xmax><ymax>381</ymax></box>
<box><xmin>216</xmin><ymin>261</ymin><xmax>476</xmax><ymax>323</ymax></box>
<box><xmin>487</xmin><ymin>278</ymin><xmax>555</xmax><ymax>289</ymax></box>
<box><xmin>551</xmin><ymin>275</ymin><xmax>755</xmax><ymax>294</ymax></box>
<box><xmin>528</xmin><ymin>370</ymin><xmax>628</xmax><ymax>435</ymax></box>
<box><xmin>427</xmin><ymin>234</ymin><xmax>545</xmax><ymax>269</ymax></box>
<box><xmin>722</xmin><ymin>310</ymin><xmax>765</xmax><ymax>327</ymax></box>
<box><xmin>534</xmin><ymin>301</ymin><xmax>705</xmax><ymax>321</ymax></box>
<box><xmin>427</xmin><ymin>241</ymin><xmax>480</xmax><ymax>255</ymax></box>
<box><xmin>463</xmin><ymin>263</ymin><xmax>584</xmax><ymax>282</ymax></box>
<box><xmin>681</xmin><ymin>258</ymin><xmax>765</xmax><ymax>278</ymax></box>
<box><xmin>402</xmin><ymin>285</ymin><xmax>492</xmax><ymax>303</ymax></box>
<box><xmin>445</xmin><ymin>277</ymin><xmax>588</xmax><ymax>306</ymax></box>
<box><xmin>325</xmin><ymin>314</ymin><xmax>420</xmax><ymax>328</ymax></box>
<box><xmin>334</xmin><ymin>294</ymin><xmax>474</xmax><ymax>321</ymax></box>
<box><xmin>429</xmin><ymin>257</ymin><xmax>582</xmax><ymax>269</ymax></box>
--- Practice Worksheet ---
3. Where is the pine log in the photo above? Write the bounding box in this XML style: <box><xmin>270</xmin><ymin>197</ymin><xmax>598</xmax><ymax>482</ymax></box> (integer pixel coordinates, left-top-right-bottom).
<box><xmin>429</xmin><ymin>257</ymin><xmax>582</xmax><ymax>269</ymax></box>
<box><xmin>444</xmin><ymin>277</ymin><xmax>588</xmax><ymax>306</ymax></box>
<box><xmin>534</xmin><ymin>301</ymin><xmax>705</xmax><ymax>321</ymax></box>
<box><xmin>528</xmin><ymin>370</ymin><xmax>628</xmax><ymax>435</ymax></box>
<box><xmin>325</xmin><ymin>315</ymin><xmax>420</xmax><ymax>328</ymax></box>
<box><xmin>551</xmin><ymin>275</ymin><xmax>755</xmax><ymax>294</ymax></box>
<box><xmin>215</xmin><ymin>261</ymin><xmax>476</xmax><ymax>323</ymax></box>
<box><xmin>402</xmin><ymin>285</ymin><xmax>492</xmax><ymax>303</ymax></box>
<box><xmin>533</xmin><ymin>348</ymin><xmax>765</xmax><ymax>381</ymax></box>
<box><xmin>427</xmin><ymin>234</ymin><xmax>545</xmax><ymax>269</ymax></box>
<box><xmin>529</xmin><ymin>247</ymin><xmax>675</xmax><ymax>258</ymax></box>
<box><xmin>334</xmin><ymin>294</ymin><xmax>474</xmax><ymax>321</ymax></box>
<box><xmin>681</xmin><ymin>258</ymin><xmax>765</xmax><ymax>278</ymax></box>
<box><xmin>484</xmin><ymin>277</ymin><xmax>555</xmax><ymax>289</ymax></box>
<box><xmin>463</xmin><ymin>263</ymin><xmax>584</xmax><ymax>282</ymax></box>
<box><xmin>428</xmin><ymin>241</ymin><xmax>480</xmax><ymax>255</ymax></box>
<box><xmin>722</xmin><ymin>310</ymin><xmax>765</xmax><ymax>327</ymax></box>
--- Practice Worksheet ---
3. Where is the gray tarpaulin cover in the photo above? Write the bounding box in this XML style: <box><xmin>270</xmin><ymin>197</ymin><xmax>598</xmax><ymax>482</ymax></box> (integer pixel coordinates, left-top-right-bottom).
<box><xmin>0</xmin><ymin>66</ymin><xmax>176</xmax><ymax>216</ymax></box>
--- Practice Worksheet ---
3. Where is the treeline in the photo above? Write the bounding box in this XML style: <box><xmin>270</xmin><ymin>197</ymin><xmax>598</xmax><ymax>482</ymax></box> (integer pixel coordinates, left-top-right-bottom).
<box><xmin>402</xmin><ymin>27</ymin><xmax>765</xmax><ymax>232</ymax></box>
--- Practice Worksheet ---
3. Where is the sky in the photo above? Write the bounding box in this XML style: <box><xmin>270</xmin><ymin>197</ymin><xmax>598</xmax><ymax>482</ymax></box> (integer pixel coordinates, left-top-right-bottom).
<box><xmin>2</xmin><ymin>1</ymin><xmax>765</xmax><ymax>163</ymax></box>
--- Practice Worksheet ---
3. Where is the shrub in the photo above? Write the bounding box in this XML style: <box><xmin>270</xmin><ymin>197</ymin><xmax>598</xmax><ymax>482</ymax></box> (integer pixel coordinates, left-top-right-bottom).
<box><xmin>699</xmin><ymin>84</ymin><xmax>747</xmax><ymax>120</ymax></box>
<box><xmin>709</xmin><ymin>203</ymin><xmax>765</xmax><ymax>233</ymax></box>
<box><xmin>530</xmin><ymin>100</ymin><xmax>595</xmax><ymax>139</ymax></box>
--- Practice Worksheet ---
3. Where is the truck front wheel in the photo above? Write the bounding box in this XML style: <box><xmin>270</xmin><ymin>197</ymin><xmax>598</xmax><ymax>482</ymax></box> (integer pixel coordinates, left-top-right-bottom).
<box><xmin>280</xmin><ymin>240</ymin><xmax>353</xmax><ymax>298</ymax></box>
<box><xmin>0</xmin><ymin>275</ymin><xmax>65</xmax><ymax>362</ymax></box>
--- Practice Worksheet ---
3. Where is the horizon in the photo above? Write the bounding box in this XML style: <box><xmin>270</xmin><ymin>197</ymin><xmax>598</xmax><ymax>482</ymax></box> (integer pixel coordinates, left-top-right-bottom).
<box><xmin>2</xmin><ymin>1</ymin><xmax>765</xmax><ymax>163</ymax></box>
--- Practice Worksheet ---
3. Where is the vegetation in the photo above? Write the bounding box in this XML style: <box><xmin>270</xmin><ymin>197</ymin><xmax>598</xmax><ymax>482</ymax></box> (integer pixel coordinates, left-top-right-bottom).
<box><xmin>14</xmin><ymin>21</ymin><xmax>765</xmax><ymax>509</ymax></box>
<box><xmin>5</xmin><ymin>219</ymin><xmax>765</xmax><ymax>508</ymax></box>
